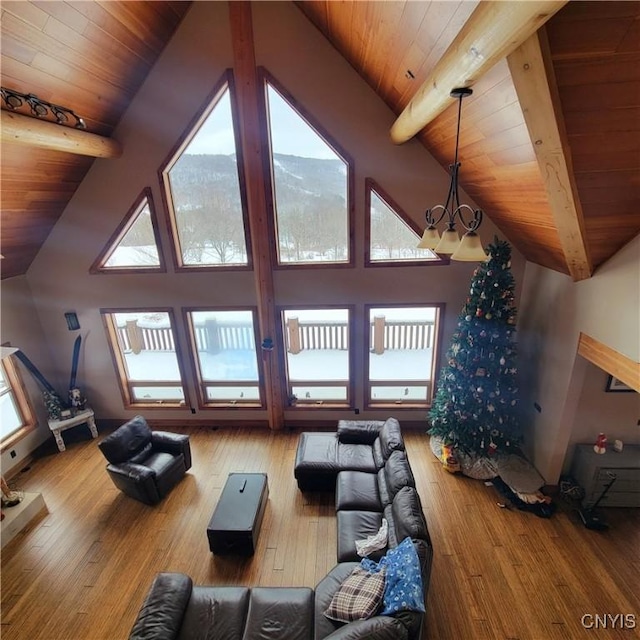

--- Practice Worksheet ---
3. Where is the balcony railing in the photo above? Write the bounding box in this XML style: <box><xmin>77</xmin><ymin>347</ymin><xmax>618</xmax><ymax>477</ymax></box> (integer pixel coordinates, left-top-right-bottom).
<box><xmin>118</xmin><ymin>316</ymin><xmax>435</xmax><ymax>355</ymax></box>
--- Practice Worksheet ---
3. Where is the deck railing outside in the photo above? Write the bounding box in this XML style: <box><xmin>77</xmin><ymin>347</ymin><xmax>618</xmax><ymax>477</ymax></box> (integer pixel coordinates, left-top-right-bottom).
<box><xmin>118</xmin><ymin>316</ymin><xmax>435</xmax><ymax>355</ymax></box>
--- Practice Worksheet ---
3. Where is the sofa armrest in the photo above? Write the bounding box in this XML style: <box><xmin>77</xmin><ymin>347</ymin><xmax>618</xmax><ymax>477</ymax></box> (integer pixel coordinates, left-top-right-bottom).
<box><xmin>107</xmin><ymin>461</ymin><xmax>155</xmax><ymax>482</ymax></box>
<box><xmin>129</xmin><ymin>572</ymin><xmax>192</xmax><ymax>640</ymax></box>
<box><xmin>152</xmin><ymin>431</ymin><xmax>192</xmax><ymax>470</ymax></box>
<box><xmin>321</xmin><ymin>617</ymin><xmax>409</xmax><ymax>640</ymax></box>
<box><xmin>106</xmin><ymin>462</ymin><xmax>160</xmax><ymax>505</ymax></box>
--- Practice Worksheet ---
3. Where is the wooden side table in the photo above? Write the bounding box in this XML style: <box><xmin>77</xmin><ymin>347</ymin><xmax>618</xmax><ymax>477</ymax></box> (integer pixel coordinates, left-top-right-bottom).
<box><xmin>47</xmin><ymin>408</ymin><xmax>98</xmax><ymax>452</ymax></box>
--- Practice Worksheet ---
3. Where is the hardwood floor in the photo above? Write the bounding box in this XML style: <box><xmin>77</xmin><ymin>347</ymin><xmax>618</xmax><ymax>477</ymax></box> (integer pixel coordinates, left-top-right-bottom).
<box><xmin>1</xmin><ymin>425</ymin><xmax>638</xmax><ymax>640</ymax></box>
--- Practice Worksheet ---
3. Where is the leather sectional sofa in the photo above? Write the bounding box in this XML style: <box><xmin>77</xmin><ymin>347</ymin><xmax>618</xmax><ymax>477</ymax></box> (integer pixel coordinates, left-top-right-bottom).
<box><xmin>129</xmin><ymin>418</ymin><xmax>432</xmax><ymax>640</ymax></box>
<box><xmin>295</xmin><ymin>418</ymin><xmax>433</xmax><ymax>568</ymax></box>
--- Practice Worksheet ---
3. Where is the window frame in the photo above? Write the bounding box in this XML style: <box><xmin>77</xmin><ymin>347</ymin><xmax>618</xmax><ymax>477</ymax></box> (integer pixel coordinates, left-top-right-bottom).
<box><xmin>0</xmin><ymin>354</ymin><xmax>37</xmax><ymax>452</ymax></box>
<box><xmin>363</xmin><ymin>302</ymin><xmax>445</xmax><ymax>410</ymax></box>
<box><xmin>259</xmin><ymin>68</ymin><xmax>355</xmax><ymax>270</ymax></box>
<box><xmin>365</xmin><ymin>178</ymin><xmax>448</xmax><ymax>268</ymax></box>
<box><xmin>101</xmin><ymin>308</ymin><xmax>191</xmax><ymax>410</ymax></box>
<box><xmin>183</xmin><ymin>306</ymin><xmax>265</xmax><ymax>410</ymax></box>
<box><xmin>277</xmin><ymin>304</ymin><xmax>355</xmax><ymax>409</ymax></box>
<box><xmin>158</xmin><ymin>70</ymin><xmax>253</xmax><ymax>273</ymax></box>
<box><xmin>90</xmin><ymin>187</ymin><xmax>166</xmax><ymax>274</ymax></box>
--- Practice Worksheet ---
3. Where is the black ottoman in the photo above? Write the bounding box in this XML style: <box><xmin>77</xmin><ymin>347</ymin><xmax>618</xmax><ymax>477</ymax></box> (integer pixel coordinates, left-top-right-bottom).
<box><xmin>207</xmin><ymin>473</ymin><xmax>269</xmax><ymax>555</ymax></box>
<box><xmin>294</xmin><ymin>432</ymin><xmax>340</xmax><ymax>492</ymax></box>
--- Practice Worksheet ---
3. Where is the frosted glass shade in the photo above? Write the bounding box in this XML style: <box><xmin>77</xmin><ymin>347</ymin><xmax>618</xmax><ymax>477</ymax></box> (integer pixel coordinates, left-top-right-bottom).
<box><xmin>451</xmin><ymin>231</ymin><xmax>488</xmax><ymax>262</ymax></box>
<box><xmin>417</xmin><ymin>227</ymin><xmax>440</xmax><ymax>249</ymax></box>
<box><xmin>434</xmin><ymin>228</ymin><xmax>460</xmax><ymax>254</ymax></box>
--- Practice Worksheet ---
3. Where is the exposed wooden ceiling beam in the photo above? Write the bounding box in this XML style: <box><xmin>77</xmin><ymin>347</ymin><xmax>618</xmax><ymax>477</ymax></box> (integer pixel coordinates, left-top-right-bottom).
<box><xmin>508</xmin><ymin>30</ymin><xmax>592</xmax><ymax>282</ymax></box>
<box><xmin>1</xmin><ymin>110</ymin><xmax>122</xmax><ymax>159</ymax></box>
<box><xmin>229</xmin><ymin>0</ymin><xmax>285</xmax><ymax>430</ymax></box>
<box><xmin>578</xmin><ymin>333</ymin><xmax>640</xmax><ymax>393</ymax></box>
<box><xmin>390</xmin><ymin>0</ymin><xmax>567</xmax><ymax>144</ymax></box>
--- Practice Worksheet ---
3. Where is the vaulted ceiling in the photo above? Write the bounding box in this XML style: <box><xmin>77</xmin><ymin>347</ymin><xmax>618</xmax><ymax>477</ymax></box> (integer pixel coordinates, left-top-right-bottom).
<box><xmin>1</xmin><ymin>1</ymin><xmax>639</xmax><ymax>281</ymax></box>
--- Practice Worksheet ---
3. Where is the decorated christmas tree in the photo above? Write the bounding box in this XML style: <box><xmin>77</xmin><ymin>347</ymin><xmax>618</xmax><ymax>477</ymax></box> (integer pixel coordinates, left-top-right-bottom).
<box><xmin>428</xmin><ymin>238</ymin><xmax>520</xmax><ymax>456</ymax></box>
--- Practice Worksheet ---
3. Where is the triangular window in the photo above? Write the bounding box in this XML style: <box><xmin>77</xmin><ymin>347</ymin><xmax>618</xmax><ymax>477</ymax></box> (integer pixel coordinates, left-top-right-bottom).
<box><xmin>91</xmin><ymin>188</ymin><xmax>165</xmax><ymax>273</ymax></box>
<box><xmin>264</xmin><ymin>74</ymin><xmax>353</xmax><ymax>266</ymax></box>
<box><xmin>366</xmin><ymin>178</ymin><xmax>440</xmax><ymax>265</ymax></box>
<box><xmin>160</xmin><ymin>72</ymin><xmax>250</xmax><ymax>269</ymax></box>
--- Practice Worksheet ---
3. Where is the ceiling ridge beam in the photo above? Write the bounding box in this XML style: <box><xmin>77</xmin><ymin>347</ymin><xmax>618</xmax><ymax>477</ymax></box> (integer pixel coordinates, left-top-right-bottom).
<box><xmin>508</xmin><ymin>28</ymin><xmax>592</xmax><ymax>282</ymax></box>
<box><xmin>389</xmin><ymin>0</ymin><xmax>567</xmax><ymax>144</ymax></box>
<box><xmin>1</xmin><ymin>110</ymin><xmax>122</xmax><ymax>158</ymax></box>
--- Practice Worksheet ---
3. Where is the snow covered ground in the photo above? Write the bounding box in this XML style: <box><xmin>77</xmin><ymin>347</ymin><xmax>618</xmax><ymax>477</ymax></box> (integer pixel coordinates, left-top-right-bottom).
<box><xmin>122</xmin><ymin>346</ymin><xmax>434</xmax><ymax>402</ymax></box>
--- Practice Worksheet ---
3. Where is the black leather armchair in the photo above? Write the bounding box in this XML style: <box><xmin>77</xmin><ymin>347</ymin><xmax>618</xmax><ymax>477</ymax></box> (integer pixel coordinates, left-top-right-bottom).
<box><xmin>98</xmin><ymin>415</ymin><xmax>191</xmax><ymax>505</ymax></box>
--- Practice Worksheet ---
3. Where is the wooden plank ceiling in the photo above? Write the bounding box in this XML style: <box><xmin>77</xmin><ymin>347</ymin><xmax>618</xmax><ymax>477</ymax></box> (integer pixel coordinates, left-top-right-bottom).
<box><xmin>1</xmin><ymin>1</ymin><xmax>639</xmax><ymax>281</ymax></box>
<box><xmin>0</xmin><ymin>1</ymin><xmax>191</xmax><ymax>278</ymax></box>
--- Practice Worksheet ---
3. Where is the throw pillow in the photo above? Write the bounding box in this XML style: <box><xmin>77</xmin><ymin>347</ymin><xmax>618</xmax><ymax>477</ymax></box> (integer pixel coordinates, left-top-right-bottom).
<box><xmin>361</xmin><ymin>537</ymin><xmax>425</xmax><ymax>615</ymax></box>
<box><xmin>324</xmin><ymin>566</ymin><xmax>386</xmax><ymax>623</ymax></box>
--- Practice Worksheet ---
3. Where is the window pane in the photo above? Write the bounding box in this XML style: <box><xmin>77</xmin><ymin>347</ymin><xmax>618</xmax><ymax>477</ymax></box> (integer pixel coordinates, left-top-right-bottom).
<box><xmin>369</xmin><ymin>191</ymin><xmax>438</xmax><ymax>262</ymax></box>
<box><xmin>132</xmin><ymin>386</ymin><xmax>184</xmax><ymax>402</ymax></box>
<box><xmin>0</xmin><ymin>363</ymin><xmax>28</xmax><ymax>443</ymax></box>
<box><xmin>104</xmin><ymin>201</ymin><xmax>160</xmax><ymax>268</ymax></box>
<box><xmin>371</xmin><ymin>385</ymin><xmax>430</xmax><ymax>402</ymax></box>
<box><xmin>108</xmin><ymin>311</ymin><xmax>185</xmax><ymax>405</ymax></box>
<box><xmin>188</xmin><ymin>310</ymin><xmax>260</xmax><ymax>405</ymax></box>
<box><xmin>206</xmin><ymin>386</ymin><xmax>260</xmax><ymax>401</ymax></box>
<box><xmin>368</xmin><ymin>306</ymin><xmax>437</xmax><ymax>405</ymax></box>
<box><xmin>266</xmin><ymin>84</ymin><xmax>349</xmax><ymax>264</ymax></box>
<box><xmin>283</xmin><ymin>309</ymin><xmax>349</xmax><ymax>404</ymax></box>
<box><xmin>291</xmin><ymin>386</ymin><xmax>347</xmax><ymax>402</ymax></box>
<box><xmin>166</xmin><ymin>87</ymin><xmax>248</xmax><ymax>266</ymax></box>
<box><xmin>0</xmin><ymin>389</ymin><xmax>22</xmax><ymax>439</ymax></box>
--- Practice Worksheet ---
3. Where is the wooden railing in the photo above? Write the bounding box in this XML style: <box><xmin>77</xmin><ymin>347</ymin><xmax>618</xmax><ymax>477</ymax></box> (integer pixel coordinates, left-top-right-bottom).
<box><xmin>118</xmin><ymin>316</ymin><xmax>435</xmax><ymax>355</ymax></box>
<box><xmin>286</xmin><ymin>318</ymin><xmax>348</xmax><ymax>354</ymax></box>
<box><xmin>117</xmin><ymin>320</ymin><xmax>254</xmax><ymax>355</ymax></box>
<box><xmin>370</xmin><ymin>317</ymin><xmax>434</xmax><ymax>354</ymax></box>
<box><xmin>286</xmin><ymin>316</ymin><xmax>434</xmax><ymax>354</ymax></box>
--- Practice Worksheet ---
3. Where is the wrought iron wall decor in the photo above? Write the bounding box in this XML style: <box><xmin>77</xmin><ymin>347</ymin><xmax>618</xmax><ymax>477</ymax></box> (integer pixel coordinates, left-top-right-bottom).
<box><xmin>1</xmin><ymin>87</ymin><xmax>86</xmax><ymax>129</ymax></box>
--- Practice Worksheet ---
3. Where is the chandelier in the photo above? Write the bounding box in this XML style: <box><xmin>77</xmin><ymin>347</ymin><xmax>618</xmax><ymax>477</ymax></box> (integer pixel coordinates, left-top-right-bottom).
<box><xmin>417</xmin><ymin>87</ymin><xmax>488</xmax><ymax>262</ymax></box>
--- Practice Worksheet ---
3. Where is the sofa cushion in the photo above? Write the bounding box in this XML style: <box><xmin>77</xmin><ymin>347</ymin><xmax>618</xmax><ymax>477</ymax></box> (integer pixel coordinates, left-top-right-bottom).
<box><xmin>314</xmin><ymin>562</ymin><xmax>360</xmax><ymax>640</ymax></box>
<box><xmin>179</xmin><ymin>586</ymin><xmax>250</xmax><ymax>640</ymax></box>
<box><xmin>324</xmin><ymin>566</ymin><xmax>386</xmax><ymax>623</ymax></box>
<box><xmin>378</xmin><ymin>418</ymin><xmax>404</xmax><ymax>461</ymax></box>
<box><xmin>99</xmin><ymin>416</ymin><xmax>152</xmax><ymax>465</ymax></box>
<box><xmin>322</xmin><ymin>617</ymin><xmax>409</xmax><ymax>640</ymax></box>
<box><xmin>242</xmin><ymin>587</ymin><xmax>313</xmax><ymax>640</ymax></box>
<box><xmin>337</xmin><ymin>510</ymin><xmax>386</xmax><ymax>562</ymax></box>
<box><xmin>384</xmin><ymin>451</ymin><xmax>415</xmax><ymax>499</ymax></box>
<box><xmin>335</xmin><ymin>471</ymin><xmax>381</xmax><ymax>511</ymax></box>
<box><xmin>337</xmin><ymin>420</ymin><xmax>384</xmax><ymax>445</ymax></box>
<box><xmin>391</xmin><ymin>487</ymin><xmax>429</xmax><ymax>543</ymax></box>
<box><xmin>129</xmin><ymin>572</ymin><xmax>192</xmax><ymax>640</ymax></box>
<box><xmin>337</xmin><ymin>443</ymin><xmax>376</xmax><ymax>473</ymax></box>
<box><xmin>361</xmin><ymin>538</ymin><xmax>425</xmax><ymax>616</ymax></box>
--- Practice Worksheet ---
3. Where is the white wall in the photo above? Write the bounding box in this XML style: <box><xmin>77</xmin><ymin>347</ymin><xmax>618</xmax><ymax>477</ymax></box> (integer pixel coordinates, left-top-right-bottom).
<box><xmin>518</xmin><ymin>234</ymin><xmax>640</xmax><ymax>484</ymax></box>
<box><xmin>562</xmin><ymin>359</ymin><xmax>639</xmax><ymax>474</ymax></box>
